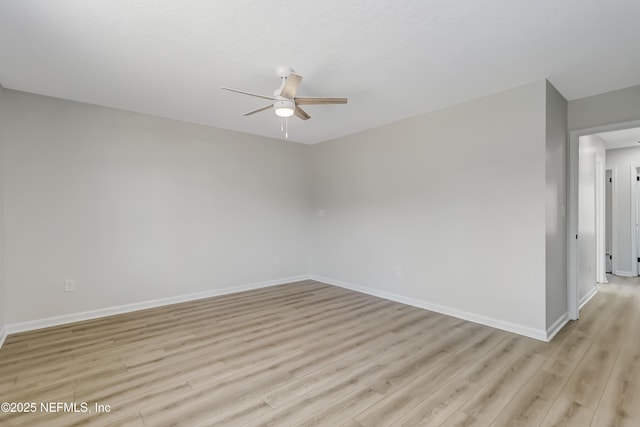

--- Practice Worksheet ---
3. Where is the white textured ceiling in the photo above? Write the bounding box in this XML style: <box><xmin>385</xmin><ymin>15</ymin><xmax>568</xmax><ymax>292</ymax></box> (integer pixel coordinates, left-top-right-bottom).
<box><xmin>1</xmin><ymin>1</ymin><xmax>640</xmax><ymax>144</ymax></box>
<box><xmin>598</xmin><ymin>127</ymin><xmax>640</xmax><ymax>150</ymax></box>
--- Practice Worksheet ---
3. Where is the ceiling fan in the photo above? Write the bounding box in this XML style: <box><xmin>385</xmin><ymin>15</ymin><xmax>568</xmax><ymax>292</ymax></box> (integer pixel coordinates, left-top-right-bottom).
<box><xmin>221</xmin><ymin>66</ymin><xmax>348</xmax><ymax>138</ymax></box>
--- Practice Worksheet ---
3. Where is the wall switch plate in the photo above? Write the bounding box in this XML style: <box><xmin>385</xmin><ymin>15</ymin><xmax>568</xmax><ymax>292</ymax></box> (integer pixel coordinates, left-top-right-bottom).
<box><xmin>395</xmin><ymin>265</ymin><xmax>403</xmax><ymax>277</ymax></box>
<box><xmin>64</xmin><ymin>279</ymin><xmax>76</xmax><ymax>292</ymax></box>
<box><xmin>318</xmin><ymin>209</ymin><xmax>326</xmax><ymax>217</ymax></box>
<box><xmin>274</xmin><ymin>257</ymin><xmax>281</xmax><ymax>265</ymax></box>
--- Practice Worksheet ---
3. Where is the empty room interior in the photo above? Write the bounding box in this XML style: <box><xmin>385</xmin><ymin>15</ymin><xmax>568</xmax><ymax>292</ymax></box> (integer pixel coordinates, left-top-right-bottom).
<box><xmin>1</xmin><ymin>1</ymin><xmax>640</xmax><ymax>426</ymax></box>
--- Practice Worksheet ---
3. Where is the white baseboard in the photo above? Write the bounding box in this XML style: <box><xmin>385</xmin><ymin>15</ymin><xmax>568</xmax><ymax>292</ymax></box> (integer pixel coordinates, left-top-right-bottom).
<box><xmin>546</xmin><ymin>313</ymin><xmax>569</xmax><ymax>342</ymax></box>
<box><xmin>579</xmin><ymin>286</ymin><xmax>598</xmax><ymax>310</ymax></box>
<box><xmin>1</xmin><ymin>273</ymin><xmax>561</xmax><ymax>348</ymax></box>
<box><xmin>614</xmin><ymin>270</ymin><xmax>634</xmax><ymax>277</ymax></box>
<box><xmin>310</xmin><ymin>275</ymin><xmax>548</xmax><ymax>342</ymax></box>
<box><xmin>1</xmin><ymin>275</ymin><xmax>311</xmax><ymax>344</ymax></box>
<box><xmin>0</xmin><ymin>326</ymin><xmax>7</xmax><ymax>349</ymax></box>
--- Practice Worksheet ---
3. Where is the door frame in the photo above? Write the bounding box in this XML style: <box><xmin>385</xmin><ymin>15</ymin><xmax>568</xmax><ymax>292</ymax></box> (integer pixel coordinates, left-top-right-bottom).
<box><xmin>568</xmin><ymin>119</ymin><xmax>640</xmax><ymax>320</ymax></box>
<box><xmin>595</xmin><ymin>155</ymin><xmax>606</xmax><ymax>283</ymax></box>
<box><xmin>632</xmin><ymin>164</ymin><xmax>640</xmax><ymax>276</ymax></box>
<box><xmin>605</xmin><ymin>167</ymin><xmax>617</xmax><ymax>275</ymax></box>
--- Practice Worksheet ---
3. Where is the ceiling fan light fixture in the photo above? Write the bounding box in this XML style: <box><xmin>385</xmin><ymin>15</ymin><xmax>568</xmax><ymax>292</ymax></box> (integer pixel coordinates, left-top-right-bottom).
<box><xmin>274</xmin><ymin>100</ymin><xmax>295</xmax><ymax>117</ymax></box>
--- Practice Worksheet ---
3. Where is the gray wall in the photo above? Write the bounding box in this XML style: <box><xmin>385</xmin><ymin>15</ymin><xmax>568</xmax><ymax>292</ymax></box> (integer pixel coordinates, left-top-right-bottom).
<box><xmin>0</xmin><ymin>84</ymin><xmax>5</xmax><ymax>337</ymax></box>
<box><xmin>568</xmin><ymin>84</ymin><xmax>640</xmax><ymax>131</ymax></box>
<box><xmin>545</xmin><ymin>81</ymin><xmax>568</xmax><ymax>329</ymax></box>
<box><xmin>13</xmin><ymin>79</ymin><xmax>640</xmax><ymax>338</ymax></box>
<box><xmin>2</xmin><ymin>89</ymin><xmax>312</xmax><ymax>323</ymax></box>
<box><xmin>311</xmin><ymin>81</ymin><xmax>548</xmax><ymax>333</ymax></box>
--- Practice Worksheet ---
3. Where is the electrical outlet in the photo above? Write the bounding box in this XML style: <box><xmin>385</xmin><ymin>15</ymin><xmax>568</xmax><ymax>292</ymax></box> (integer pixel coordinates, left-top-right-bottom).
<box><xmin>318</xmin><ymin>209</ymin><xmax>326</xmax><ymax>217</ymax></box>
<box><xmin>395</xmin><ymin>265</ymin><xmax>403</xmax><ymax>277</ymax></box>
<box><xmin>64</xmin><ymin>279</ymin><xmax>76</xmax><ymax>292</ymax></box>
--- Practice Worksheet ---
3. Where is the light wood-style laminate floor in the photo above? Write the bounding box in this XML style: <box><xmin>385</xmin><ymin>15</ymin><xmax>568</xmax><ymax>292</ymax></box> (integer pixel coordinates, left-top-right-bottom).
<box><xmin>1</xmin><ymin>276</ymin><xmax>639</xmax><ymax>426</ymax></box>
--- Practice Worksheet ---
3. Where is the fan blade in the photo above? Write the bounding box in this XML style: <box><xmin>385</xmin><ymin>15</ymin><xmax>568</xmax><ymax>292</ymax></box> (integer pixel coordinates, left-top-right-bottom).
<box><xmin>279</xmin><ymin>73</ymin><xmax>302</xmax><ymax>99</ymax></box>
<box><xmin>294</xmin><ymin>106</ymin><xmax>310</xmax><ymax>120</ymax></box>
<box><xmin>243</xmin><ymin>103</ymin><xmax>274</xmax><ymax>116</ymax></box>
<box><xmin>294</xmin><ymin>97</ymin><xmax>348</xmax><ymax>105</ymax></box>
<box><xmin>221</xmin><ymin>87</ymin><xmax>275</xmax><ymax>101</ymax></box>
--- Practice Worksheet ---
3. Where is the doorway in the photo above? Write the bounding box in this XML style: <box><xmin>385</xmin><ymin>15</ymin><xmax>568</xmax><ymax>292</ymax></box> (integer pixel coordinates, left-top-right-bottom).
<box><xmin>568</xmin><ymin>119</ymin><xmax>640</xmax><ymax>320</ymax></box>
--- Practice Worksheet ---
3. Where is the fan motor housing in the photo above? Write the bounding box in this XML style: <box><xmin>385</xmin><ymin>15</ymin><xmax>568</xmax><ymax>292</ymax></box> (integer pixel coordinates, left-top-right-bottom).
<box><xmin>276</xmin><ymin>65</ymin><xmax>294</xmax><ymax>79</ymax></box>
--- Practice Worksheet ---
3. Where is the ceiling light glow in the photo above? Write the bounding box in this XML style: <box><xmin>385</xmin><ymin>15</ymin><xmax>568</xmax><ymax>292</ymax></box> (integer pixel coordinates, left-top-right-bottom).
<box><xmin>274</xmin><ymin>100</ymin><xmax>295</xmax><ymax>117</ymax></box>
